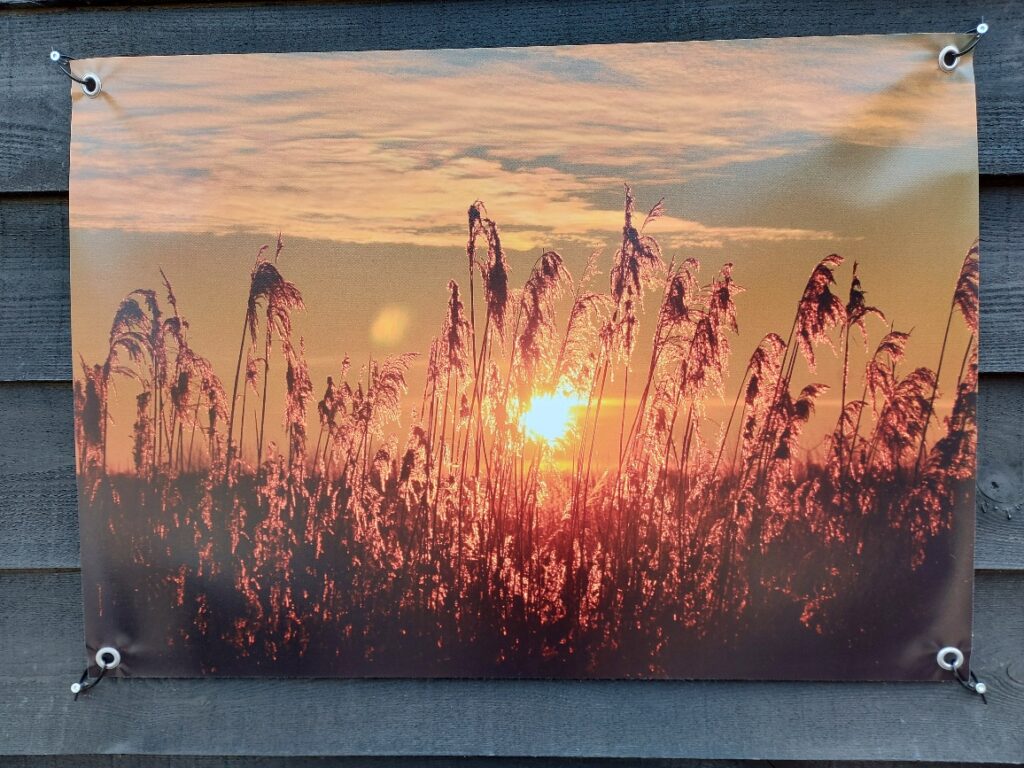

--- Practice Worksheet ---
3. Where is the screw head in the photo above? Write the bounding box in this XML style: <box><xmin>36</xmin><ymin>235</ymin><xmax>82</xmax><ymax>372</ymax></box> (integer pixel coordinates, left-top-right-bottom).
<box><xmin>974</xmin><ymin>682</ymin><xmax>987</xmax><ymax>695</ymax></box>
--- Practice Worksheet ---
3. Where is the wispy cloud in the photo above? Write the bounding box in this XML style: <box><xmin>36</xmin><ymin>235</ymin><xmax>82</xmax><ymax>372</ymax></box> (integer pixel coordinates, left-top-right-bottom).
<box><xmin>70</xmin><ymin>35</ymin><xmax>974</xmax><ymax>250</ymax></box>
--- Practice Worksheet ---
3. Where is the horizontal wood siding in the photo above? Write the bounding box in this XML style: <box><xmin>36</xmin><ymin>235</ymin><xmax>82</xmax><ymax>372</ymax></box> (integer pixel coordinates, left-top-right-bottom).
<box><xmin>2</xmin><ymin>0</ymin><xmax>1023</xmax><ymax>192</ymax></box>
<box><xmin>1</xmin><ymin>0</ymin><xmax>1022</xmax><ymax>764</ymax></box>
<box><xmin>1</xmin><ymin>571</ymin><xmax>1022</xmax><ymax>761</ymax></box>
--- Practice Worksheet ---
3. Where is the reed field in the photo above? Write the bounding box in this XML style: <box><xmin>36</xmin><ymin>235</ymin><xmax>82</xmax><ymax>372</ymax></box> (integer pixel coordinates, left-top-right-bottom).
<box><xmin>74</xmin><ymin>186</ymin><xmax>978</xmax><ymax>677</ymax></box>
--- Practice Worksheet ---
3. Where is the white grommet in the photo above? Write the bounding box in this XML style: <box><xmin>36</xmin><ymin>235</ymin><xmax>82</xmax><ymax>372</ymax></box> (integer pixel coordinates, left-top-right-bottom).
<box><xmin>50</xmin><ymin>50</ymin><xmax>62</xmax><ymax>62</ymax></box>
<box><xmin>976</xmin><ymin>22</ymin><xmax>989</xmax><ymax>35</ymax></box>
<box><xmin>938</xmin><ymin>45</ymin><xmax>960</xmax><ymax>72</ymax></box>
<box><xmin>70</xmin><ymin>682</ymin><xmax>82</xmax><ymax>694</ymax></box>
<box><xmin>95</xmin><ymin>646</ymin><xmax>121</xmax><ymax>670</ymax></box>
<box><xmin>81</xmin><ymin>73</ymin><xmax>102</xmax><ymax>98</ymax></box>
<box><xmin>937</xmin><ymin>646</ymin><xmax>964</xmax><ymax>671</ymax></box>
<box><xmin>974</xmin><ymin>681</ymin><xmax>988</xmax><ymax>695</ymax></box>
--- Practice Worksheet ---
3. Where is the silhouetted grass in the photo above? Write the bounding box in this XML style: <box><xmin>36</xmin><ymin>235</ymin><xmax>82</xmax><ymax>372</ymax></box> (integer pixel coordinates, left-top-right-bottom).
<box><xmin>74</xmin><ymin>188</ymin><xmax>977</xmax><ymax>677</ymax></box>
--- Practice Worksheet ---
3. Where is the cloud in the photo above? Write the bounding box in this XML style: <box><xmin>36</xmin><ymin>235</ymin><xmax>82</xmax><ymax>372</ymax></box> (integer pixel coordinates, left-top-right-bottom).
<box><xmin>69</xmin><ymin>35</ymin><xmax>975</xmax><ymax>251</ymax></box>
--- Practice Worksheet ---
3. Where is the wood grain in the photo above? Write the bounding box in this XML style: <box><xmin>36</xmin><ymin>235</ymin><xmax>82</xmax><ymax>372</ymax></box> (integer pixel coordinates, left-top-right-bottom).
<box><xmin>978</xmin><ymin>182</ymin><xmax>1024</xmax><ymax>373</ymax></box>
<box><xmin>2</xmin><ymin>3</ymin><xmax>1023</xmax><ymax>765</ymax></box>
<box><xmin>1</xmin><ymin>375</ymin><xmax>1019</xmax><ymax>571</ymax></box>
<box><xmin>1</xmin><ymin>570</ymin><xmax>1020</xmax><ymax>761</ymax></box>
<box><xmin>0</xmin><ymin>759</ymin><xmax>776</xmax><ymax>768</ymax></box>
<box><xmin>3</xmin><ymin>184</ymin><xmax>1022</xmax><ymax>382</ymax></box>
<box><xmin>975</xmin><ymin>374</ymin><xmax>1024</xmax><ymax>566</ymax></box>
<box><xmin>1</xmin><ymin>0</ymin><xmax>1023</xmax><ymax>193</ymax></box>
<box><xmin>0</xmin><ymin>197</ymin><xmax>70</xmax><ymax>381</ymax></box>
<box><xmin>0</xmin><ymin>383</ymin><xmax>78</xmax><ymax>569</ymax></box>
<box><xmin>0</xmin><ymin>759</ymin><xmax>778</xmax><ymax>768</ymax></box>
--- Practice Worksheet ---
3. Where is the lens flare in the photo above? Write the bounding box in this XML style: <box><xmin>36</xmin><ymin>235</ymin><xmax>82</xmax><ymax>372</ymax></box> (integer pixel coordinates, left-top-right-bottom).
<box><xmin>520</xmin><ymin>389</ymin><xmax>585</xmax><ymax>446</ymax></box>
<box><xmin>370</xmin><ymin>305</ymin><xmax>411</xmax><ymax>347</ymax></box>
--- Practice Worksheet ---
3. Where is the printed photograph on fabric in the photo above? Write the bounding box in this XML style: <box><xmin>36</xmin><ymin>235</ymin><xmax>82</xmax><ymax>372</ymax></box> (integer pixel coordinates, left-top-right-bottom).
<box><xmin>69</xmin><ymin>36</ymin><xmax>979</xmax><ymax>678</ymax></box>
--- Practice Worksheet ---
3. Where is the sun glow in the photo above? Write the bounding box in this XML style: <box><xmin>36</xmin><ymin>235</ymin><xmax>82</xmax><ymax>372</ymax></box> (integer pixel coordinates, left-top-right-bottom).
<box><xmin>519</xmin><ymin>390</ymin><xmax>585</xmax><ymax>446</ymax></box>
<box><xmin>370</xmin><ymin>305</ymin><xmax>411</xmax><ymax>347</ymax></box>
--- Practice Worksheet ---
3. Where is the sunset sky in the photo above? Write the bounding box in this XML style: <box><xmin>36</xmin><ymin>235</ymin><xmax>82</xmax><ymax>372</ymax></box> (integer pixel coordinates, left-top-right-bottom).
<box><xmin>69</xmin><ymin>35</ymin><xmax>978</xmax><ymax>469</ymax></box>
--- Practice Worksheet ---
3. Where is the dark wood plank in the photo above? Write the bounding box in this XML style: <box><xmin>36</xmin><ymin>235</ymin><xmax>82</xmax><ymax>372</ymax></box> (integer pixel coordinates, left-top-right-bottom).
<box><xmin>0</xmin><ymin>763</ymin><xmax>1007</xmax><ymax>768</ymax></box>
<box><xmin>3</xmin><ymin>183</ymin><xmax>1022</xmax><ymax>382</ymax></box>
<box><xmin>0</xmin><ymin>762</ymin><xmax>1001</xmax><ymax>768</ymax></box>
<box><xmin>0</xmin><ymin>382</ymin><xmax>78</xmax><ymax>569</ymax></box>
<box><xmin>0</xmin><ymin>761</ymin><xmax>940</xmax><ymax>768</ymax></box>
<box><xmin>1</xmin><ymin>0</ymin><xmax>1023</xmax><ymax>193</ymax></box>
<box><xmin>1</xmin><ymin>4</ymin><xmax>1020</xmax><ymax>767</ymax></box>
<box><xmin>975</xmin><ymin>375</ymin><xmax>1024</xmax><ymax>565</ymax></box>
<box><xmin>0</xmin><ymin>196</ymin><xmax>70</xmax><ymax>381</ymax></box>
<box><xmin>978</xmin><ymin>182</ymin><xmax>1024</xmax><ymax>373</ymax></box>
<box><xmin>0</xmin><ymin>758</ymin><xmax>771</xmax><ymax>768</ymax></box>
<box><xmin>0</xmin><ymin>762</ymin><xmax>1003</xmax><ymax>768</ymax></box>
<box><xmin>0</xmin><ymin>759</ymin><xmax>770</xmax><ymax>768</ymax></box>
<box><xmin>0</xmin><ymin>374</ymin><xmax>1020</xmax><ymax>571</ymax></box>
<box><xmin>1</xmin><ymin>570</ymin><xmax>1020</xmax><ymax>761</ymax></box>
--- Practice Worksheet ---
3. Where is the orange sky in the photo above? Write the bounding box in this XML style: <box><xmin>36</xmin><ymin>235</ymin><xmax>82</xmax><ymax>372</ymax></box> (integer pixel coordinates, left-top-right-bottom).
<box><xmin>69</xmin><ymin>35</ymin><xmax>978</xmax><ymax>470</ymax></box>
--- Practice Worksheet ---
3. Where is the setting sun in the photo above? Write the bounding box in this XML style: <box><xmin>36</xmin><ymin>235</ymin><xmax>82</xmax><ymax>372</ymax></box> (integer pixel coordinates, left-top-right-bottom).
<box><xmin>519</xmin><ymin>390</ymin><xmax>585</xmax><ymax>445</ymax></box>
<box><xmin>67</xmin><ymin>37</ymin><xmax>978</xmax><ymax>681</ymax></box>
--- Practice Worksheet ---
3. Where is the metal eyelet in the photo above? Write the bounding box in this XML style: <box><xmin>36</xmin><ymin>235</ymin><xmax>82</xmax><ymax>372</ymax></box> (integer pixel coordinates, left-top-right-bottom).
<box><xmin>80</xmin><ymin>73</ymin><xmax>102</xmax><ymax>98</ymax></box>
<box><xmin>938</xmin><ymin>45</ymin><xmax>961</xmax><ymax>72</ymax></box>
<box><xmin>938</xmin><ymin>23</ymin><xmax>989</xmax><ymax>72</ymax></box>
<box><xmin>937</xmin><ymin>646</ymin><xmax>964</xmax><ymax>671</ymax></box>
<box><xmin>95</xmin><ymin>646</ymin><xmax>121</xmax><ymax>670</ymax></box>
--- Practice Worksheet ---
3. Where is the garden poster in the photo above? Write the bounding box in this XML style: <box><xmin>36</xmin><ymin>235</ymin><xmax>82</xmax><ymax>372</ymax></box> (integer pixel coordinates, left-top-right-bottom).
<box><xmin>69</xmin><ymin>35</ymin><xmax>979</xmax><ymax>680</ymax></box>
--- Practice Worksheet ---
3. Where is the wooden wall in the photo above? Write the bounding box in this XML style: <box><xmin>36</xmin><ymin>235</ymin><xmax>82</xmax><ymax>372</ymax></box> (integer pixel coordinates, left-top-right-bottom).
<box><xmin>1</xmin><ymin>1</ymin><xmax>1022</xmax><ymax>765</ymax></box>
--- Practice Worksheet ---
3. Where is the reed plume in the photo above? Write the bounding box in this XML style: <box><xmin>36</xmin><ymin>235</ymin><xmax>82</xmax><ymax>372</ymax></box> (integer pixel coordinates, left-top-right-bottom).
<box><xmin>74</xmin><ymin>190</ymin><xmax>975</xmax><ymax>677</ymax></box>
<box><xmin>916</xmin><ymin>242</ymin><xmax>980</xmax><ymax>475</ymax></box>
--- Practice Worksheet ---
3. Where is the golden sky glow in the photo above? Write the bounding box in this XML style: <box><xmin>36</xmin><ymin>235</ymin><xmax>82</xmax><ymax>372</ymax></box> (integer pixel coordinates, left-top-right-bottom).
<box><xmin>69</xmin><ymin>35</ymin><xmax>978</xmax><ymax>469</ymax></box>
<box><xmin>70</xmin><ymin>36</ymin><xmax>976</xmax><ymax>249</ymax></box>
